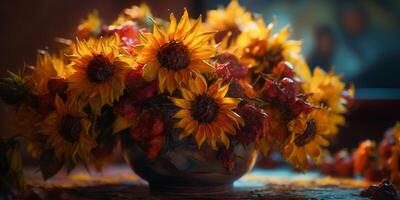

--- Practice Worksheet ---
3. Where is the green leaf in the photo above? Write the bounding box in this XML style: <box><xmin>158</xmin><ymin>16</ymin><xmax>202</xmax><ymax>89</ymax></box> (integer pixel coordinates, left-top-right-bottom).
<box><xmin>0</xmin><ymin>75</ymin><xmax>28</xmax><ymax>106</ymax></box>
<box><xmin>39</xmin><ymin>149</ymin><xmax>64</xmax><ymax>180</ymax></box>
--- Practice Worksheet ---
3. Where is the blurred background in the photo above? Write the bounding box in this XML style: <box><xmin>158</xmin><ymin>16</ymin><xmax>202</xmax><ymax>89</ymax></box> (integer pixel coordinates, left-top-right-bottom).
<box><xmin>0</xmin><ymin>0</ymin><xmax>399</xmax><ymax>152</ymax></box>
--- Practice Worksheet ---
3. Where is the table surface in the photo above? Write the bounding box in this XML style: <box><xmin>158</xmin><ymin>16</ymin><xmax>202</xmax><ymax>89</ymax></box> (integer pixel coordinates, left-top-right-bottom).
<box><xmin>25</xmin><ymin>165</ymin><xmax>372</xmax><ymax>200</ymax></box>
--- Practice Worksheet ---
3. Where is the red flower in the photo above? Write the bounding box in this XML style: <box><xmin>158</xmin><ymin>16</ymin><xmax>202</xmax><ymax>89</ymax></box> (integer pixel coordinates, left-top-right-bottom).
<box><xmin>125</xmin><ymin>65</ymin><xmax>146</xmax><ymax>90</ymax></box>
<box><xmin>103</xmin><ymin>22</ymin><xmax>140</xmax><ymax>48</ymax></box>
<box><xmin>320</xmin><ymin>155</ymin><xmax>334</xmax><ymax>175</ymax></box>
<box><xmin>38</xmin><ymin>78</ymin><xmax>69</xmax><ymax>115</ymax></box>
<box><xmin>333</xmin><ymin>150</ymin><xmax>354</xmax><ymax>177</ymax></box>
<box><xmin>131</xmin><ymin>111</ymin><xmax>165</xmax><ymax>159</ymax></box>
<box><xmin>272</xmin><ymin>61</ymin><xmax>295</xmax><ymax>79</ymax></box>
<box><xmin>47</xmin><ymin>78</ymin><xmax>68</xmax><ymax>100</ymax></box>
<box><xmin>288</xmin><ymin>97</ymin><xmax>314</xmax><ymax>118</ymax></box>
<box><xmin>116</xmin><ymin>100</ymin><xmax>140</xmax><ymax>122</ymax></box>
<box><xmin>263</xmin><ymin>77</ymin><xmax>313</xmax><ymax>118</ymax></box>
<box><xmin>215</xmin><ymin>52</ymin><xmax>248</xmax><ymax>82</ymax></box>
<box><xmin>216</xmin><ymin>63</ymin><xmax>232</xmax><ymax>83</ymax></box>
<box><xmin>125</xmin><ymin>65</ymin><xmax>158</xmax><ymax>103</ymax></box>
<box><xmin>235</xmin><ymin>103</ymin><xmax>269</xmax><ymax>144</ymax></box>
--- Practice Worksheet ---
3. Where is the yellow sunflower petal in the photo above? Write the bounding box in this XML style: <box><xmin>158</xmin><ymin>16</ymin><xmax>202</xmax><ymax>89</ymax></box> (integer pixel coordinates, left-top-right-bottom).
<box><xmin>174</xmin><ymin>109</ymin><xmax>191</xmax><ymax>118</ymax></box>
<box><xmin>189</xmin><ymin>60</ymin><xmax>215</xmax><ymax>74</ymax></box>
<box><xmin>175</xmin><ymin>8</ymin><xmax>191</xmax><ymax>39</ymax></box>
<box><xmin>142</xmin><ymin>61</ymin><xmax>160</xmax><ymax>81</ymax></box>
<box><xmin>195</xmin><ymin>125</ymin><xmax>207</xmax><ymax>147</ymax></box>
<box><xmin>170</xmin><ymin>98</ymin><xmax>190</xmax><ymax>109</ymax></box>
<box><xmin>152</xmin><ymin>21</ymin><xmax>166</xmax><ymax>45</ymax></box>
<box><xmin>180</xmin><ymin>87</ymin><xmax>195</xmax><ymax>101</ymax></box>
<box><xmin>168</xmin><ymin>13</ymin><xmax>177</xmax><ymax>40</ymax></box>
<box><xmin>220</xmin><ymin>132</ymin><xmax>230</xmax><ymax>148</ymax></box>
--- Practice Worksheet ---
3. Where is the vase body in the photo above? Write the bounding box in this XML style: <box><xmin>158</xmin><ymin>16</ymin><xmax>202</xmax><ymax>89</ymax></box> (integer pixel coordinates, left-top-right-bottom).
<box><xmin>122</xmin><ymin>134</ymin><xmax>257</xmax><ymax>195</ymax></box>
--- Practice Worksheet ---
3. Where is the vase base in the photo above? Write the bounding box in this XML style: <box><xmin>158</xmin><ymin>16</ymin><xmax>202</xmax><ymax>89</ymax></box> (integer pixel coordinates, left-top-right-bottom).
<box><xmin>149</xmin><ymin>183</ymin><xmax>233</xmax><ymax>195</ymax></box>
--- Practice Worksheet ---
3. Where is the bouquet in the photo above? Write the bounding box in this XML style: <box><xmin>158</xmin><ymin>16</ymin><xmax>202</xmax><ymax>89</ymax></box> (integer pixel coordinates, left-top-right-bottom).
<box><xmin>0</xmin><ymin>0</ymin><xmax>354</xmax><ymax>191</ymax></box>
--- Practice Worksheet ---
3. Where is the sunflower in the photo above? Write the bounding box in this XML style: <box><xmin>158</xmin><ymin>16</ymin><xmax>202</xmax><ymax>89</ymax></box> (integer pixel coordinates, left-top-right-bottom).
<box><xmin>113</xmin><ymin>3</ymin><xmax>152</xmax><ymax>27</ymax></box>
<box><xmin>29</xmin><ymin>51</ymin><xmax>69</xmax><ymax>96</ymax></box>
<box><xmin>136</xmin><ymin>9</ymin><xmax>216</xmax><ymax>94</ymax></box>
<box><xmin>76</xmin><ymin>10</ymin><xmax>102</xmax><ymax>39</ymax></box>
<box><xmin>68</xmin><ymin>36</ymin><xmax>133</xmax><ymax>115</ymax></box>
<box><xmin>38</xmin><ymin>96</ymin><xmax>96</xmax><ymax>163</ymax></box>
<box><xmin>206</xmin><ymin>0</ymin><xmax>253</xmax><ymax>42</ymax></box>
<box><xmin>302</xmin><ymin>67</ymin><xmax>354</xmax><ymax>136</ymax></box>
<box><xmin>283</xmin><ymin>109</ymin><xmax>330</xmax><ymax>170</ymax></box>
<box><xmin>237</xmin><ymin>18</ymin><xmax>309</xmax><ymax>79</ymax></box>
<box><xmin>124</xmin><ymin>3</ymin><xmax>151</xmax><ymax>22</ymax></box>
<box><xmin>171</xmin><ymin>80</ymin><xmax>243</xmax><ymax>149</ymax></box>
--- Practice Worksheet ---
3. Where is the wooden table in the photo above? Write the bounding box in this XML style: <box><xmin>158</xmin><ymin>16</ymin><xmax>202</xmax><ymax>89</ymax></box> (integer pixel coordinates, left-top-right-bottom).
<box><xmin>25</xmin><ymin>165</ymin><xmax>371</xmax><ymax>200</ymax></box>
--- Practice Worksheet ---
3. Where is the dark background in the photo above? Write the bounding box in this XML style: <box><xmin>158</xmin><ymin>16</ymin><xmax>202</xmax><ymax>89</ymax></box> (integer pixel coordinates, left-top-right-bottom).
<box><xmin>0</xmin><ymin>0</ymin><xmax>399</xmax><ymax>152</ymax></box>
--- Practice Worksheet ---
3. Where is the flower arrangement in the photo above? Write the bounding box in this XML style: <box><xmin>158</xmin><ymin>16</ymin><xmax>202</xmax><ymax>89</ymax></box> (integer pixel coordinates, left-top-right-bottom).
<box><xmin>0</xmin><ymin>0</ymin><xmax>353</xmax><ymax>190</ymax></box>
<box><xmin>320</xmin><ymin>122</ymin><xmax>400</xmax><ymax>185</ymax></box>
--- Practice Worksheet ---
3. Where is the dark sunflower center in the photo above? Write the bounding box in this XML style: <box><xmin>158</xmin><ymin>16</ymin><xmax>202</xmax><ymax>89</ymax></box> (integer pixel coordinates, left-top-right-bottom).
<box><xmin>191</xmin><ymin>95</ymin><xmax>219</xmax><ymax>123</ymax></box>
<box><xmin>86</xmin><ymin>55</ymin><xmax>115</xmax><ymax>83</ymax></box>
<box><xmin>294</xmin><ymin>119</ymin><xmax>317</xmax><ymax>147</ymax></box>
<box><xmin>59</xmin><ymin>115</ymin><xmax>82</xmax><ymax>143</ymax></box>
<box><xmin>157</xmin><ymin>40</ymin><xmax>190</xmax><ymax>71</ymax></box>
